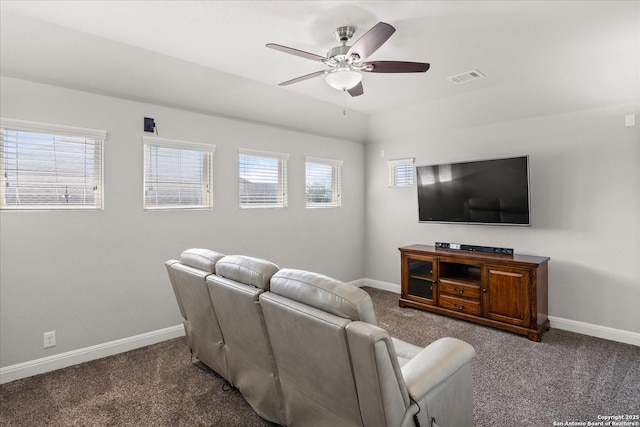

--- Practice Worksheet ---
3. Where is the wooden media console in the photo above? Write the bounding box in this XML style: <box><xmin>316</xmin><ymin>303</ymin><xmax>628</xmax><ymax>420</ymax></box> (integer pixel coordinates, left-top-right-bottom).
<box><xmin>399</xmin><ymin>244</ymin><xmax>550</xmax><ymax>341</ymax></box>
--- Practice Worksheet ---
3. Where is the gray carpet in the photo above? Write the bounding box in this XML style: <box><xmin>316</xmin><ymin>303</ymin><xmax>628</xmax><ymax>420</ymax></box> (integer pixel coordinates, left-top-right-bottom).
<box><xmin>1</xmin><ymin>287</ymin><xmax>638</xmax><ymax>426</ymax></box>
<box><xmin>366</xmin><ymin>288</ymin><xmax>640</xmax><ymax>426</ymax></box>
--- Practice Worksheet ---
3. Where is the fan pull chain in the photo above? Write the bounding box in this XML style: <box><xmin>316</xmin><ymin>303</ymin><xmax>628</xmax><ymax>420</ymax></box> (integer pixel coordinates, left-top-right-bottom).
<box><xmin>343</xmin><ymin>89</ymin><xmax>347</xmax><ymax>116</ymax></box>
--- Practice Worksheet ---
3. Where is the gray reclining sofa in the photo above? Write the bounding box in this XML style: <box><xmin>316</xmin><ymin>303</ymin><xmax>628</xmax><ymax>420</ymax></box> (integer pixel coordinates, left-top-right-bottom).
<box><xmin>166</xmin><ymin>248</ymin><xmax>476</xmax><ymax>427</ymax></box>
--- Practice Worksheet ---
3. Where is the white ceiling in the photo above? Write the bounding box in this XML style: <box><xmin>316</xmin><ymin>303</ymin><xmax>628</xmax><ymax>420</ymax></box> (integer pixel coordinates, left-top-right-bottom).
<box><xmin>1</xmin><ymin>1</ymin><xmax>638</xmax><ymax>141</ymax></box>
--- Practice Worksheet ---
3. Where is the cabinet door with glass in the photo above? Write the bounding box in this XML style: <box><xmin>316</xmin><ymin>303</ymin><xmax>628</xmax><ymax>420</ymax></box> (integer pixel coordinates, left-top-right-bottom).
<box><xmin>401</xmin><ymin>254</ymin><xmax>437</xmax><ymax>305</ymax></box>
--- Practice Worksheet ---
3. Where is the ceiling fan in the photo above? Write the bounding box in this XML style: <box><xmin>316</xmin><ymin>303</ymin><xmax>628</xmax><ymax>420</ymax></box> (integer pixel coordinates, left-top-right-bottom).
<box><xmin>266</xmin><ymin>22</ymin><xmax>430</xmax><ymax>97</ymax></box>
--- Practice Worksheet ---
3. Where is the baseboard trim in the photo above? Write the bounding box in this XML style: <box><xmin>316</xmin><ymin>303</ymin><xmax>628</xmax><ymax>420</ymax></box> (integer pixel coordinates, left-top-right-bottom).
<box><xmin>358</xmin><ymin>278</ymin><xmax>401</xmax><ymax>293</ymax></box>
<box><xmin>346</xmin><ymin>278</ymin><xmax>366</xmax><ymax>288</ymax></box>
<box><xmin>0</xmin><ymin>325</ymin><xmax>185</xmax><ymax>384</ymax></box>
<box><xmin>362</xmin><ymin>278</ymin><xmax>639</xmax><ymax>347</ymax></box>
<box><xmin>547</xmin><ymin>316</ymin><xmax>640</xmax><ymax>346</ymax></box>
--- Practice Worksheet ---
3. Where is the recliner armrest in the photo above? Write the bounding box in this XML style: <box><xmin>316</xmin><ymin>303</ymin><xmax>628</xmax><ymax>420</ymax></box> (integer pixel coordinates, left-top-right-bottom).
<box><xmin>401</xmin><ymin>337</ymin><xmax>476</xmax><ymax>401</ymax></box>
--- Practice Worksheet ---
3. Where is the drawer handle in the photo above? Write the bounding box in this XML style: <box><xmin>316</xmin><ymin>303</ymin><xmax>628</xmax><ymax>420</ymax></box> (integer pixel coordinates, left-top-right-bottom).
<box><xmin>455</xmin><ymin>303</ymin><xmax>465</xmax><ymax>310</ymax></box>
<box><xmin>453</xmin><ymin>287</ymin><xmax>464</xmax><ymax>295</ymax></box>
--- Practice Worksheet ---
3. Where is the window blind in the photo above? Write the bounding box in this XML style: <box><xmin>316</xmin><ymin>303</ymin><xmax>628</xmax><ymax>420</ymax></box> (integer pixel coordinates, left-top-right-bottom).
<box><xmin>143</xmin><ymin>137</ymin><xmax>214</xmax><ymax>210</ymax></box>
<box><xmin>305</xmin><ymin>156</ymin><xmax>343</xmax><ymax>207</ymax></box>
<box><xmin>388</xmin><ymin>158</ymin><xmax>415</xmax><ymax>187</ymax></box>
<box><xmin>0</xmin><ymin>118</ymin><xmax>106</xmax><ymax>210</ymax></box>
<box><xmin>239</xmin><ymin>148</ymin><xmax>288</xmax><ymax>208</ymax></box>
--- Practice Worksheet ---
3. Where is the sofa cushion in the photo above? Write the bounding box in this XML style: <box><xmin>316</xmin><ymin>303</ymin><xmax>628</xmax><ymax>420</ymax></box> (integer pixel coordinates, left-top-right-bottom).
<box><xmin>215</xmin><ymin>255</ymin><xmax>279</xmax><ymax>290</ymax></box>
<box><xmin>269</xmin><ymin>268</ymin><xmax>377</xmax><ymax>325</ymax></box>
<box><xmin>179</xmin><ymin>248</ymin><xmax>225</xmax><ymax>273</ymax></box>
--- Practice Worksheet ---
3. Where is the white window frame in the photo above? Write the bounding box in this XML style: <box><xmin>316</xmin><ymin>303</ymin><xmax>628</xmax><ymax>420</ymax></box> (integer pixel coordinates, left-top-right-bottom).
<box><xmin>238</xmin><ymin>148</ymin><xmax>288</xmax><ymax>209</ymax></box>
<box><xmin>305</xmin><ymin>156</ymin><xmax>343</xmax><ymax>208</ymax></box>
<box><xmin>388</xmin><ymin>158</ymin><xmax>415</xmax><ymax>188</ymax></box>
<box><xmin>143</xmin><ymin>136</ymin><xmax>214</xmax><ymax>210</ymax></box>
<box><xmin>0</xmin><ymin>117</ymin><xmax>106</xmax><ymax>210</ymax></box>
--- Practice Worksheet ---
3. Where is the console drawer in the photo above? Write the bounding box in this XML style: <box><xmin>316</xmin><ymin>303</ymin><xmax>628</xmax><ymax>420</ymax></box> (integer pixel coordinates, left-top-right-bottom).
<box><xmin>439</xmin><ymin>280</ymin><xmax>480</xmax><ymax>299</ymax></box>
<box><xmin>439</xmin><ymin>295</ymin><xmax>481</xmax><ymax>315</ymax></box>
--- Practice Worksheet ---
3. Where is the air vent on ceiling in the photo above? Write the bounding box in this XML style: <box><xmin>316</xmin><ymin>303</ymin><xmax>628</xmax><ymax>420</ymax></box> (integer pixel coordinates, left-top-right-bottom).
<box><xmin>447</xmin><ymin>69</ymin><xmax>485</xmax><ymax>84</ymax></box>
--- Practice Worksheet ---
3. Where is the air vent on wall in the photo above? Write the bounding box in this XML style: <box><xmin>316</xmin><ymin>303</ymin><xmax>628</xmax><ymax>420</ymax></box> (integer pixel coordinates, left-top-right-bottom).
<box><xmin>447</xmin><ymin>69</ymin><xmax>485</xmax><ymax>84</ymax></box>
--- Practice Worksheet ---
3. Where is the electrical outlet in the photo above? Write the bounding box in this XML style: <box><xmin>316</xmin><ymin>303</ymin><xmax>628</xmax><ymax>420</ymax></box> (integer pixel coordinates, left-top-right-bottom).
<box><xmin>43</xmin><ymin>331</ymin><xmax>56</xmax><ymax>348</ymax></box>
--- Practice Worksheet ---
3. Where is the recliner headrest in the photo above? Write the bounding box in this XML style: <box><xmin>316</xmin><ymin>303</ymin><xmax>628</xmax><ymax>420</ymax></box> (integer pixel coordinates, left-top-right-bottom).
<box><xmin>270</xmin><ymin>269</ymin><xmax>377</xmax><ymax>325</ymax></box>
<box><xmin>180</xmin><ymin>248</ymin><xmax>225</xmax><ymax>273</ymax></box>
<box><xmin>215</xmin><ymin>255</ymin><xmax>279</xmax><ymax>290</ymax></box>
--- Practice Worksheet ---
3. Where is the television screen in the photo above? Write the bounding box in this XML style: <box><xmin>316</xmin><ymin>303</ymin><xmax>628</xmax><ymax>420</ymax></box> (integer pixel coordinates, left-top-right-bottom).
<box><xmin>416</xmin><ymin>156</ymin><xmax>530</xmax><ymax>226</ymax></box>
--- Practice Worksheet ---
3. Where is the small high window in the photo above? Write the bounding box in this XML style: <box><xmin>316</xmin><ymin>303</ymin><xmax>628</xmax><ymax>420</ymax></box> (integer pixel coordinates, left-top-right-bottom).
<box><xmin>143</xmin><ymin>137</ymin><xmax>214</xmax><ymax>210</ymax></box>
<box><xmin>305</xmin><ymin>157</ymin><xmax>342</xmax><ymax>207</ymax></box>
<box><xmin>239</xmin><ymin>149</ymin><xmax>288</xmax><ymax>208</ymax></box>
<box><xmin>1</xmin><ymin>118</ymin><xmax>105</xmax><ymax>210</ymax></box>
<box><xmin>388</xmin><ymin>158</ymin><xmax>415</xmax><ymax>187</ymax></box>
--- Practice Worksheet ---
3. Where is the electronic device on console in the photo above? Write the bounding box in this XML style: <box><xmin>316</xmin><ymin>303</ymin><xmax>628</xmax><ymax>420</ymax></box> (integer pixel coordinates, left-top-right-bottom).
<box><xmin>435</xmin><ymin>241</ymin><xmax>514</xmax><ymax>255</ymax></box>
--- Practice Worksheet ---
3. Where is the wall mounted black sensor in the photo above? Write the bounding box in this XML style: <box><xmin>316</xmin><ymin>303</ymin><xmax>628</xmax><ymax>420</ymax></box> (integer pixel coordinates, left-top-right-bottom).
<box><xmin>144</xmin><ymin>117</ymin><xmax>155</xmax><ymax>133</ymax></box>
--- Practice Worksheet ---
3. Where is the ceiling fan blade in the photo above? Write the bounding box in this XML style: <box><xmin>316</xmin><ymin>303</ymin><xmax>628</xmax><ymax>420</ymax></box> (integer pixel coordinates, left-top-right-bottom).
<box><xmin>346</xmin><ymin>22</ymin><xmax>396</xmax><ymax>60</ymax></box>
<box><xmin>266</xmin><ymin>43</ymin><xmax>327</xmax><ymax>63</ymax></box>
<box><xmin>348</xmin><ymin>81</ymin><xmax>364</xmax><ymax>97</ymax></box>
<box><xmin>278</xmin><ymin>70</ymin><xmax>326</xmax><ymax>86</ymax></box>
<box><xmin>362</xmin><ymin>61</ymin><xmax>430</xmax><ymax>73</ymax></box>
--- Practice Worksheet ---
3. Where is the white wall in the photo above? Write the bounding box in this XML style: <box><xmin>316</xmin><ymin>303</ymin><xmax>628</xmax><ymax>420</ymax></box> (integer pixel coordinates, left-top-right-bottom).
<box><xmin>0</xmin><ymin>76</ymin><xmax>365</xmax><ymax>367</ymax></box>
<box><xmin>364</xmin><ymin>97</ymin><xmax>640</xmax><ymax>335</ymax></box>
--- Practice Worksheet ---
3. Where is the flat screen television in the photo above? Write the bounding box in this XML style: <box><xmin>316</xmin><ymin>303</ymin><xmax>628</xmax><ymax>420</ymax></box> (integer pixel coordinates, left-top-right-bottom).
<box><xmin>416</xmin><ymin>155</ymin><xmax>531</xmax><ymax>226</ymax></box>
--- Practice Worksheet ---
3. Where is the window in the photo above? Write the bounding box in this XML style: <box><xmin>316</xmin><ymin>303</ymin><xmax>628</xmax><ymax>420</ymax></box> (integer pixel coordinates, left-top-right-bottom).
<box><xmin>239</xmin><ymin>149</ymin><xmax>288</xmax><ymax>208</ymax></box>
<box><xmin>305</xmin><ymin>157</ymin><xmax>342</xmax><ymax>207</ymax></box>
<box><xmin>388</xmin><ymin>158</ymin><xmax>415</xmax><ymax>187</ymax></box>
<box><xmin>1</xmin><ymin>118</ymin><xmax>105</xmax><ymax>210</ymax></box>
<box><xmin>143</xmin><ymin>137</ymin><xmax>214</xmax><ymax>210</ymax></box>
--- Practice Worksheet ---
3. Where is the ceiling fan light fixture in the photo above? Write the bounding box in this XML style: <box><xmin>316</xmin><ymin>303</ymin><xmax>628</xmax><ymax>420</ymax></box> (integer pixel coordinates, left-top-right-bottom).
<box><xmin>325</xmin><ymin>69</ymin><xmax>363</xmax><ymax>91</ymax></box>
<box><xmin>268</xmin><ymin>22</ymin><xmax>430</xmax><ymax>98</ymax></box>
